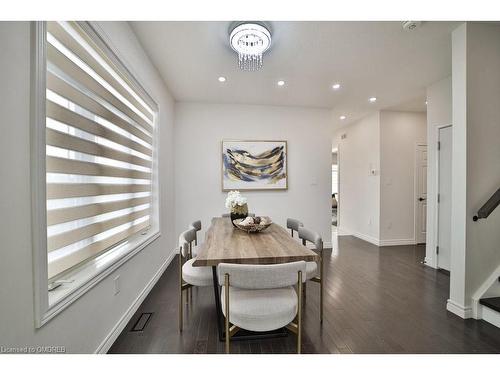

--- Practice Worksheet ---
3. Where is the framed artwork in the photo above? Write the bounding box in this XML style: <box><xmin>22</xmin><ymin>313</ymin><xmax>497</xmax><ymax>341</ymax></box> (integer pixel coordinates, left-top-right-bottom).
<box><xmin>222</xmin><ymin>140</ymin><xmax>288</xmax><ymax>191</ymax></box>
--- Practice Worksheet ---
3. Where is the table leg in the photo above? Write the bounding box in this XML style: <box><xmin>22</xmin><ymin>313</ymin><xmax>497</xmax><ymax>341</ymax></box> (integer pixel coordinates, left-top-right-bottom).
<box><xmin>212</xmin><ymin>266</ymin><xmax>224</xmax><ymax>341</ymax></box>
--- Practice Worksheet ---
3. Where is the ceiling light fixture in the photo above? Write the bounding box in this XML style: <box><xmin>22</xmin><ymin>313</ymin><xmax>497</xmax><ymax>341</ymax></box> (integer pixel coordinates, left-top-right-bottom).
<box><xmin>369</xmin><ymin>97</ymin><xmax>377</xmax><ymax>103</ymax></box>
<box><xmin>218</xmin><ymin>76</ymin><xmax>226</xmax><ymax>82</ymax></box>
<box><xmin>229</xmin><ymin>22</ymin><xmax>272</xmax><ymax>71</ymax></box>
<box><xmin>340</xmin><ymin>115</ymin><xmax>347</xmax><ymax>120</ymax></box>
<box><xmin>332</xmin><ymin>83</ymin><xmax>341</xmax><ymax>90</ymax></box>
<box><xmin>277</xmin><ymin>80</ymin><xmax>285</xmax><ymax>86</ymax></box>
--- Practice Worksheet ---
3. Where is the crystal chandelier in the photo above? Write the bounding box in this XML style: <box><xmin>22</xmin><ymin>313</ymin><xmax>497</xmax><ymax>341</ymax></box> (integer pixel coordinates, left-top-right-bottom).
<box><xmin>229</xmin><ymin>22</ymin><xmax>272</xmax><ymax>71</ymax></box>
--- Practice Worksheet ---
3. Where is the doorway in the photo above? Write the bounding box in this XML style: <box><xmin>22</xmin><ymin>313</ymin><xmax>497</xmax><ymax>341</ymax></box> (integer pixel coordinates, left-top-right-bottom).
<box><xmin>332</xmin><ymin>149</ymin><xmax>339</xmax><ymax>233</ymax></box>
<box><xmin>414</xmin><ymin>144</ymin><xmax>428</xmax><ymax>244</ymax></box>
<box><xmin>437</xmin><ymin>125</ymin><xmax>452</xmax><ymax>271</ymax></box>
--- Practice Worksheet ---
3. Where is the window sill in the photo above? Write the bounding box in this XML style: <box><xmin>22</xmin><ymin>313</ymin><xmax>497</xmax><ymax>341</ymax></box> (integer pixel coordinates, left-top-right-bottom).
<box><xmin>38</xmin><ymin>229</ymin><xmax>160</xmax><ymax>328</ymax></box>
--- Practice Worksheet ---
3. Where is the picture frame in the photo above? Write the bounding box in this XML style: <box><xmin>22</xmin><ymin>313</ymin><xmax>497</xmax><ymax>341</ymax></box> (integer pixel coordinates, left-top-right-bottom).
<box><xmin>221</xmin><ymin>140</ymin><xmax>288</xmax><ymax>191</ymax></box>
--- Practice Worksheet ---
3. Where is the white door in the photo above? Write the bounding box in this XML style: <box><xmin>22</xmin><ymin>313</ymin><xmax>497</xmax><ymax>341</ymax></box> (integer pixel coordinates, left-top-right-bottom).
<box><xmin>415</xmin><ymin>145</ymin><xmax>428</xmax><ymax>244</ymax></box>
<box><xmin>437</xmin><ymin>126</ymin><xmax>453</xmax><ymax>271</ymax></box>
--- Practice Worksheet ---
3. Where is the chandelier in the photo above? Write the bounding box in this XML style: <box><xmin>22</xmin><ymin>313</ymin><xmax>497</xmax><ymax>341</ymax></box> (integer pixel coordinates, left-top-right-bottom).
<box><xmin>229</xmin><ymin>22</ymin><xmax>272</xmax><ymax>71</ymax></box>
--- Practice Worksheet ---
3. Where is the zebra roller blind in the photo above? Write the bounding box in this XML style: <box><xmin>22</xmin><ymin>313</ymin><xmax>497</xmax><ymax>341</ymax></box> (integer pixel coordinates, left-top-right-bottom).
<box><xmin>45</xmin><ymin>21</ymin><xmax>155</xmax><ymax>279</ymax></box>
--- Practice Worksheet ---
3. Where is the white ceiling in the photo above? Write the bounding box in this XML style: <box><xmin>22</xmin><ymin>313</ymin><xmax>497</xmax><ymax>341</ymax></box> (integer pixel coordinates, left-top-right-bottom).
<box><xmin>130</xmin><ymin>21</ymin><xmax>459</xmax><ymax>126</ymax></box>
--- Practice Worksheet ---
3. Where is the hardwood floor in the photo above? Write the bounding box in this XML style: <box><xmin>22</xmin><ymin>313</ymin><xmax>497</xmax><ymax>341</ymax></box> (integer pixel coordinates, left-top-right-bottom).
<box><xmin>109</xmin><ymin>236</ymin><xmax>500</xmax><ymax>354</ymax></box>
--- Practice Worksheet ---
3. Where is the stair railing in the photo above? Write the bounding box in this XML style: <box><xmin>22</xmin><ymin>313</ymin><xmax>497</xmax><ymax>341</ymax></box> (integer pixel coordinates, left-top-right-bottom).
<box><xmin>473</xmin><ymin>187</ymin><xmax>500</xmax><ymax>221</ymax></box>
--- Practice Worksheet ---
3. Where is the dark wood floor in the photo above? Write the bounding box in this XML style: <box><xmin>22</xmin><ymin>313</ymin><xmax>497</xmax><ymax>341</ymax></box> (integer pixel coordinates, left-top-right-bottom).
<box><xmin>109</xmin><ymin>236</ymin><xmax>500</xmax><ymax>354</ymax></box>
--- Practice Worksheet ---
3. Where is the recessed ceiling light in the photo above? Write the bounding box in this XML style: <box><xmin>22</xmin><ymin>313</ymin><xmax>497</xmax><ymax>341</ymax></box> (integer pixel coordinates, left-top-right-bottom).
<box><xmin>425</xmin><ymin>101</ymin><xmax>428</xmax><ymax>105</ymax></box>
<box><xmin>218</xmin><ymin>76</ymin><xmax>226</xmax><ymax>82</ymax></box>
<box><xmin>369</xmin><ymin>97</ymin><xmax>377</xmax><ymax>103</ymax></box>
<box><xmin>339</xmin><ymin>115</ymin><xmax>347</xmax><ymax>120</ymax></box>
<box><xmin>332</xmin><ymin>83</ymin><xmax>341</xmax><ymax>90</ymax></box>
<box><xmin>277</xmin><ymin>80</ymin><xmax>285</xmax><ymax>86</ymax></box>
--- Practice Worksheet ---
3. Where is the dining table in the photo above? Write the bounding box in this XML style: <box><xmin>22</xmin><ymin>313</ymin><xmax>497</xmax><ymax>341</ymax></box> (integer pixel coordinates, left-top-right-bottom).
<box><xmin>193</xmin><ymin>216</ymin><xmax>319</xmax><ymax>341</ymax></box>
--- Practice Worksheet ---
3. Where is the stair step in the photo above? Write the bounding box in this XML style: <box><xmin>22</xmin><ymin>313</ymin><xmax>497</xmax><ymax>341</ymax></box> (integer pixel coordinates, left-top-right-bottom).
<box><xmin>480</xmin><ymin>297</ymin><xmax>500</xmax><ymax>313</ymax></box>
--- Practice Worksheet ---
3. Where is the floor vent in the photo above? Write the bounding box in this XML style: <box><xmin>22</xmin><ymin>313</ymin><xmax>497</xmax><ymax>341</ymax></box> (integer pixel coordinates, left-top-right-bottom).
<box><xmin>131</xmin><ymin>312</ymin><xmax>153</xmax><ymax>332</ymax></box>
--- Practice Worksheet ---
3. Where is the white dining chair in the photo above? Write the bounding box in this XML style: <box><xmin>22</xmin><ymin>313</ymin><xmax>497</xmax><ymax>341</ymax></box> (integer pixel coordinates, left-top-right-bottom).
<box><xmin>178</xmin><ymin>228</ymin><xmax>212</xmax><ymax>332</ymax></box>
<box><xmin>188</xmin><ymin>220</ymin><xmax>202</xmax><ymax>257</ymax></box>
<box><xmin>218</xmin><ymin>261</ymin><xmax>306</xmax><ymax>354</ymax></box>
<box><xmin>298</xmin><ymin>227</ymin><xmax>324</xmax><ymax>323</ymax></box>
<box><xmin>286</xmin><ymin>218</ymin><xmax>303</xmax><ymax>238</ymax></box>
<box><xmin>189</xmin><ymin>220</ymin><xmax>201</xmax><ymax>245</ymax></box>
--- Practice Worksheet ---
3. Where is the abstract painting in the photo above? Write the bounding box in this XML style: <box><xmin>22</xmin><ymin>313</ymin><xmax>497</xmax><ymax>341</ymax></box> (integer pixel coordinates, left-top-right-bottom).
<box><xmin>222</xmin><ymin>140</ymin><xmax>287</xmax><ymax>191</ymax></box>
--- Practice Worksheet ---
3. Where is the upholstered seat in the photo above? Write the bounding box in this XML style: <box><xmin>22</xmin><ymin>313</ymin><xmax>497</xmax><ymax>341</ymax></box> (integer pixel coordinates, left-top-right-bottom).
<box><xmin>218</xmin><ymin>261</ymin><xmax>306</xmax><ymax>353</ymax></box>
<box><xmin>306</xmin><ymin>261</ymin><xmax>318</xmax><ymax>279</ymax></box>
<box><xmin>182</xmin><ymin>258</ymin><xmax>213</xmax><ymax>287</ymax></box>
<box><xmin>178</xmin><ymin>226</ymin><xmax>212</xmax><ymax>331</ymax></box>
<box><xmin>221</xmin><ymin>286</ymin><xmax>297</xmax><ymax>332</ymax></box>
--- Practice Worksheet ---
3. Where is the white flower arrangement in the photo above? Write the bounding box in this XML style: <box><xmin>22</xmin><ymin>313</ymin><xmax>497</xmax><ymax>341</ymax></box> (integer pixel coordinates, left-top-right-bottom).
<box><xmin>225</xmin><ymin>190</ymin><xmax>247</xmax><ymax>209</ymax></box>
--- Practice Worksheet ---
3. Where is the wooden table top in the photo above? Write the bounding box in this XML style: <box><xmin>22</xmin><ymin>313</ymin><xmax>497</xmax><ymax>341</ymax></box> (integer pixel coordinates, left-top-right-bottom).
<box><xmin>193</xmin><ymin>217</ymin><xmax>319</xmax><ymax>267</ymax></box>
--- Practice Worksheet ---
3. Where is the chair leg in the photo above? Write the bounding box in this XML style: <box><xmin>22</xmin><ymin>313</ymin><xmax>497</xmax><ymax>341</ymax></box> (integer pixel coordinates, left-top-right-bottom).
<box><xmin>297</xmin><ymin>271</ymin><xmax>303</xmax><ymax>354</ymax></box>
<box><xmin>224</xmin><ymin>273</ymin><xmax>230</xmax><ymax>354</ymax></box>
<box><xmin>178</xmin><ymin>254</ymin><xmax>183</xmax><ymax>332</ymax></box>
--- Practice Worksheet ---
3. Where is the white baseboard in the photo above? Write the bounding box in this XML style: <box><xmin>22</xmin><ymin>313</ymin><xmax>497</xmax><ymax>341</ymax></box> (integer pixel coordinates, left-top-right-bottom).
<box><xmin>95</xmin><ymin>250</ymin><xmax>176</xmax><ymax>353</ymax></box>
<box><xmin>481</xmin><ymin>305</ymin><xmax>500</xmax><ymax>328</ymax></box>
<box><xmin>378</xmin><ymin>238</ymin><xmax>416</xmax><ymax>246</ymax></box>
<box><xmin>336</xmin><ymin>227</ymin><xmax>352</xmax><ymax>236</ymax></box>
<box><xmin>351</xmin><ymin>231</ymin><xmax>380</xmax><ymax>246</ymax></box>
<box><xmin>336</xmin><ymin>229</ymin><xmax>416</xmax><ymax>247</ymax></box>
<box><xmin>446</xmin><ymin>299</ymin><xmax>473</xmax><ymax>319</ymax></box>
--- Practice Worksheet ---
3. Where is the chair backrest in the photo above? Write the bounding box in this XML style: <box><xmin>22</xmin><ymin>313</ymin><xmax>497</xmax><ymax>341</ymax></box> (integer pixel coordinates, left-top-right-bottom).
<box><xmin>298</xmin><ymin>227</ymin><xmax>323</xmax><ymax>252</ymax></box>
<box><xmin>189</xmin><ymin>220</ymin><xmax>201</xmax><ymax>244</ymax></box>
<box><xmin>286</xmin><ymin>218</ymin><xmax>303</xmax><ymax>232</ymax></box>
<box><xmin>178</xmin><ymin>228</ymin><xmax>196</xmax><ymax>258</ymax></box>
<box><xmin>218</xmin><ymin>261</ymin><xmax>306</xmax><ymax>289</ymax></box>
<box><xmin>189</xmin><ymin>220</ymin><xmax>201</xmax><ymax>232</ymax></box>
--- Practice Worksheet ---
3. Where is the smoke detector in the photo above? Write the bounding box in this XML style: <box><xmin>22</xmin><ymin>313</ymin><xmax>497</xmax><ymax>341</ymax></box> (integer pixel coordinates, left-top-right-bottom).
<box><xmin>402</xmin><ymin>21</ymin><xmax>422</xmax><ymax>31</ymax></box>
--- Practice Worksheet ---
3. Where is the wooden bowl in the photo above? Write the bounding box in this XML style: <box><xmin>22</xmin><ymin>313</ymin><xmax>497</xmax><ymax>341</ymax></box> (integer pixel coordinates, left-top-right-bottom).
<box><xmin>233</xmin><ymin>217</ymin><xmax>272</xmax><ymax>233</ymax></box>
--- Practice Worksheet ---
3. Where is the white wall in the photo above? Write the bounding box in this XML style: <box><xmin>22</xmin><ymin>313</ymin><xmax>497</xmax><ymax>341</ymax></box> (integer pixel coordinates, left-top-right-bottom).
<box><xmin>379</xmin><ymin>111</ymin><xmax>427</xmax><ymax>243</ymax></box>
<box><xmin>333</xmin><ymin>113</ymin><xmax>381</xmax><ymax>242</ymax></box>
<box><xmin>174</xmin><ymin>102</ymin><xmax>333</xmax><ymax>247</ymax></box>
<box><xmin>0</xmin><ymin>22</ymin><xmax>176</xmax><ymax>352</ymax></box>
<box><xmin>425</xmin><ymin>76</ymin><xmax>452</xmax><ymax>268</ymax></box>
<box><xmin>463</xmin><ymin>23</ymin><xmax>500</xmax><ymax>306</ymax></box>
<box><xmin>448</xmin><ymin>22</ymin><xmax>500</xmax><ymax>318</ymax></box>
<box><xmin>333</xmin><ymin>111</ymin><xmax>426</xmax><ymax>245</ymax></box>
<box><xmin>449</xmin><ymin>23</ymin><xmax>469</xmax><ymax>317</ymax></box>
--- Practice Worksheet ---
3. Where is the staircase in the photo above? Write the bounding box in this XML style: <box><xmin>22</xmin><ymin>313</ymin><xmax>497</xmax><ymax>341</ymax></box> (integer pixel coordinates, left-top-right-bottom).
<box><xmin>479</xmin><ymin>297</ymin><xmax>500</xmax><ymax>328</ymax></box>
<box><xmin>472</xmin><ymin>188</ymin><xmax>500</xmax><ymax>327</ymax></box>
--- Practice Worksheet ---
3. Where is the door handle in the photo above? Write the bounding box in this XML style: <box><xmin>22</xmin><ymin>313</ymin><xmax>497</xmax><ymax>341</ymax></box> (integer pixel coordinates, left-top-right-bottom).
<box><xmin>418</xmin><ymin>197</ymin><xmax>426</xmax><ymax>202</ymax></box>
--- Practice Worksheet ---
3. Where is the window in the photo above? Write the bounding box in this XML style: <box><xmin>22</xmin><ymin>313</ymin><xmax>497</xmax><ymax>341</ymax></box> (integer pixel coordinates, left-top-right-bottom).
<box><xmin>32</xmin><ymin>22</ymin><xmax>159</xmax><ymax>325</ymax></box>
<box><xmin>45</xmin><ymin>21</ymin><xmax>156</xmax><ymax>280</ymax></box>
